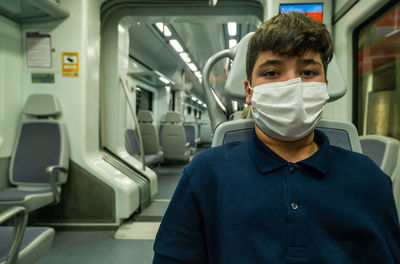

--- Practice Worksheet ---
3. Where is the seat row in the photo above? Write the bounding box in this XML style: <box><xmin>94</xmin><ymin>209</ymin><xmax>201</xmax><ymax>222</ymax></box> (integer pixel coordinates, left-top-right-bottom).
<box><xmin>125</xmin><ymin>111</ymin><xmax>211</xmax><ymax>165</ymax></box>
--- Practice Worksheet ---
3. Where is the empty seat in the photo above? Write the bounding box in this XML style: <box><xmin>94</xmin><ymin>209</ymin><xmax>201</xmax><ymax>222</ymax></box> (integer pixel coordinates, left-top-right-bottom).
<box><xmin>184</xmin><ymin>116</ymin><xmax>200</xmax><ymax>154</ymax></box>
<box><xmin>0</xmin><ymin>94</ymin><xmax>69</xmax><ymax>212</ymax></box>
<box><xmin>137</xmin><ymin>111</ymin><xmax>163</xmax><ymax>157</ymax></box>
<box><xmin>198</xmin><ymin>119</ymin><xmax>212</xmax><ymax>144</ymax></box>
<box><xmin>0</xmin><ymin>206</ymin><xmax>54</xmax><ymax>264</ymax></box>
<box><xmin>359</xmin><ymin>135</ymin><xmax>400</xmax><ymax>180</ymax></box>
<box><xmin>161</xmin><ymin>111</ymin><xmax>190</xmax><ymax>162</ymax></box>
<box><xmin>125</xmin><ymin>129</ymin><xmax>163</xmax><ymax>166</ymax></box>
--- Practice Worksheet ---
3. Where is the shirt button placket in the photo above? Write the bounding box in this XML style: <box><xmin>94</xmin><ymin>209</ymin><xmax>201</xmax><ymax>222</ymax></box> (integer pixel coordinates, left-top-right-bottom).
<box><xmin>286</xmin><ymin>164</ymin><xmax>306</xmax><ymax>260</ymax></box>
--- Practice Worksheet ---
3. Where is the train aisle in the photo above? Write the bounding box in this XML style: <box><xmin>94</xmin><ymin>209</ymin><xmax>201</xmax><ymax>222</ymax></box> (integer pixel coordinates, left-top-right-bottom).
<box><xmin>36</xmin><ymin>144</ymin><xmax>210</xmax><ymax>264</ymax></box>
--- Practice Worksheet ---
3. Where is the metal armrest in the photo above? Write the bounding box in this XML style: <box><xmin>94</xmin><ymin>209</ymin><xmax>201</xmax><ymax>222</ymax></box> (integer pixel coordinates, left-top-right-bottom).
<box><xmin>0</xmin><ymin>206</ymin><xmax>28</xmax><ymax>264</ymax></box>
<box><xmin>45</xmin><ymin>166</ymin><xmax>68</xmax><ymax>204</ymax></box>
<box><xmin>185</xmin><ymin>142</ymin><xmax>190</xmax><ymax>148</ymax></box>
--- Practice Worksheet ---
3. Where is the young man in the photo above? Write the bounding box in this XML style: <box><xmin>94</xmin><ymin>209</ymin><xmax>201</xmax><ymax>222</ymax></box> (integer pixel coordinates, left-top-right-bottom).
<box><xmin>153</xmin><ymin>12</ymin><xmax>400</xmax><ymax>263</ymax></box>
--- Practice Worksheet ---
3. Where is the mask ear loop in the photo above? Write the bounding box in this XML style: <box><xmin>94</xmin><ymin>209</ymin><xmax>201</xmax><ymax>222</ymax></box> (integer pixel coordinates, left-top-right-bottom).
<box><xmin>248</xmin><ymin>84</ymin><xmax>254</xmax><ymax>91</ymax></box>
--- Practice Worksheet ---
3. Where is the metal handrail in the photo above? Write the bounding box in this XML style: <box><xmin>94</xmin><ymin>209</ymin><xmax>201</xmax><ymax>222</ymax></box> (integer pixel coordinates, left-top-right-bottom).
<box><xmin>202</xmin><ymin>47</ymin><xmax>236</xmax><ymax>132</ymax></box>
<box><xmin>119</xmin><ymin>74</ymin><xmax>146</xmax><ymax>171</ymax></box>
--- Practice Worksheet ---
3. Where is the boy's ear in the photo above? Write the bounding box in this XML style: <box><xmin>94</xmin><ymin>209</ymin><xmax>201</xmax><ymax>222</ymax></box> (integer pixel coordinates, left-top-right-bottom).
<box><xmin>244</xmin><ymin>79</ymin><xmax>252</xmax><ymax>105</ymax></box>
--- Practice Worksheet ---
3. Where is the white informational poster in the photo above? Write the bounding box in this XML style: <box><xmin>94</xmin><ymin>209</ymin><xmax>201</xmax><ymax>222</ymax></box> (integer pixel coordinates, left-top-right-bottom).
<box><xmin>26</xmin><ymin>32</ymin><xmax>52</xmax><ymax>68</ymax></box>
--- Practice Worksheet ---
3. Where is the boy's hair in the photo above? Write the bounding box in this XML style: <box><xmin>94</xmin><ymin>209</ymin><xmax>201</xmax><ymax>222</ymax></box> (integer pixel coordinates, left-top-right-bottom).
<box><xmin>246</xmin><ymin>12</ymin><xmax>334</xmax><ymax>83</ymax></box>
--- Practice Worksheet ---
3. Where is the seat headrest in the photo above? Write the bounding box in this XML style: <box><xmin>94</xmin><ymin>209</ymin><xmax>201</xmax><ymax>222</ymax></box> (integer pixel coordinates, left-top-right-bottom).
<box><xmin>224</xmin><ymin>32</ymin><xmax>346</xmax><ymax>102</ymax></box>
<box><xmin>138</xmin><ymin>110</ymin><xmax>153</xmax><ymax>122</ymax></box>
<box><xmin>165</xmin><ymin>111</ymin><xmax>183</xmax><ymax>123</ymax></box>
<box><xmin>23</xmin><ymin>94</ymin><xmax>61</xmax><ymax>117</ymax></box>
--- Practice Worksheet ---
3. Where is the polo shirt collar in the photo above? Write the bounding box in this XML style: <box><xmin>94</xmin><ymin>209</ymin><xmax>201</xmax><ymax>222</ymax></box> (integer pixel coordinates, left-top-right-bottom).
<box><xmin>248</xmin><ymin>129</ymin><xmax>330</xmax><ymax>175</ymax></box>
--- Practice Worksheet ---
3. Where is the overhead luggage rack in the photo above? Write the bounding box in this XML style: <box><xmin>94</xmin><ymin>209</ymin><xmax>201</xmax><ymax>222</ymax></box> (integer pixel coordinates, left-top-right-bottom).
<box><xmin>0</xmin><ymin>0</ymin><xmax>69</xmax><ymax>24</ymax></box>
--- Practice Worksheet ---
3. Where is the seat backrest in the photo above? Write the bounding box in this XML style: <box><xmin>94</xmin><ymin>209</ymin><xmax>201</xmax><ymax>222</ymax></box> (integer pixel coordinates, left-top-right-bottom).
<box><xmin>125</xmin><ymin>129</ymin><xmax>140</xmax><ymax>156</ymax></box>
<box><xmin>359</xmin><ymin>135</ymin><xmax>400</xmax><ymax>179</ymax></box>
<box><xmin>212</xmin><ymin>118</ymin><xmax>362</xmax><ymax>153</ymax></box>
<box><xmin>184</xmin><ymin>125</ymin><xmax>195</xmax><ymax>147</ymax></box>
<box><xmin>10</xmin><ymin>94</ymin><xmax>69</xmax><ymax>186</ymax></box>
<box><xmin>161</xmin><ymin>111</ymin><xmax>188</xmax><ymax>159</ymax></box>
<box><xmin>184</xmin><ymin>115</ymin><xmax>199</xmax><ymax>147</ymax></box>
<box><xmin>138</xmin><ymin>110</ymin><xmax>160</xmax><ymax>155</ymax></box>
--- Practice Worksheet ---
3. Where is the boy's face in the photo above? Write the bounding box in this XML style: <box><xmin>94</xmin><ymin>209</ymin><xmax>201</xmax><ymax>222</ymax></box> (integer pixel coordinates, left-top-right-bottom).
<box><xmin>245</xmin><ymin>50</ymin><xmax>326</xmax><ymax>105</ymax></box>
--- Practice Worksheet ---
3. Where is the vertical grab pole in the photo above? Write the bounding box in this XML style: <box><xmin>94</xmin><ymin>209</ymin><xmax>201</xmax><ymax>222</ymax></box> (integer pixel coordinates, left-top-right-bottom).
<box><xmin>119</xmin><ymin>74</ymin><xmax>146</xmax><ymax>171</ymax></box>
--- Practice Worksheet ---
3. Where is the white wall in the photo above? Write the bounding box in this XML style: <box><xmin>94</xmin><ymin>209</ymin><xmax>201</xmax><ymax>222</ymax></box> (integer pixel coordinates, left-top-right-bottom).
<box><xmin>0</xmin><ymin>16</ymin><xmax>22</xmax><ymax>158</ymax></box>
<box><xmin>16</xmin><ymin>0</ymin><xmax>140</xmax><ymax>221</ymax></box>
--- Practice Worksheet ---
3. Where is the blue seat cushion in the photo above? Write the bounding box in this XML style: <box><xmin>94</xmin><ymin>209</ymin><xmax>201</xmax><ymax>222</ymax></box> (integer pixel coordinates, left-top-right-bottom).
<box><xmin>0</xmin><ymin>188</ymin><xmax>52</xmax><ymax>201</ymax></box>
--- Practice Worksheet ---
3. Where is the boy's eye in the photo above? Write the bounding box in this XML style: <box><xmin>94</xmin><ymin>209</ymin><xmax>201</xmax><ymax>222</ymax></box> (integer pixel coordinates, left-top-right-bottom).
<box><xmin>301</xmin><ymin>70</ymin><xmax>318</xmax><ymax>77</ymax></box>
<box><xmin>263</xmin><ymin>71</ymin><xmax>280</xmax><ymax>78</ymax></box>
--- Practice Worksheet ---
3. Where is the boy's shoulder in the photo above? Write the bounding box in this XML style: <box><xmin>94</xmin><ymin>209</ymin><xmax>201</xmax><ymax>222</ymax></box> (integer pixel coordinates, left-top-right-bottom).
<box><xmin>185</xmin><ymin>141</ymin><xmax>248</xmax><ymax>172</ymax></box>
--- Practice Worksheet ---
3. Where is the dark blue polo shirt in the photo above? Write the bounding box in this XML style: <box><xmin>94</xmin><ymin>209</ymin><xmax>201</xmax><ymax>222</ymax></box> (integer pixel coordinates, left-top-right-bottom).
<box><xmin>153</xmin><ymin>129</ymin><xmax>400</xmax><ymax>263</ymax></box>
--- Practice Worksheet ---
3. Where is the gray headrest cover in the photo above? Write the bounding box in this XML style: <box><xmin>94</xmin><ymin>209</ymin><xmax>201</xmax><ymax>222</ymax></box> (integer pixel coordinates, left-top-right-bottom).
<box><xmin>165</xmin><ymin>112</ymin><xmax>183</xmax><ymax>123</ymax></box>
<box><xmin>138</xmin><ymin>111</ymin><xmax>154</xmax><ymax>122</ymax></box>
<box><xmin>23</xmin><ymin>94</ymin><xmax>61</xmax><ymax>117</ymax></box>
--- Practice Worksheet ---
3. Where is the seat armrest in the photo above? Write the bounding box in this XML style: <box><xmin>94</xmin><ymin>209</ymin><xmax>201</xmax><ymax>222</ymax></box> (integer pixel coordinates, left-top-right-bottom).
<box><xmin>185</xmin><ymin>142</ymin><xmax>190</xmax><ymax>148</ymax></box>
<box><xmin>45</xmin><ymin>166</ymin><xmax>68</xmax><ymax>204</ymax></box>
<box><xmin>0</xmin><ymin>206</ymin><xmax>28</xmax><ymax>264</ymax></box>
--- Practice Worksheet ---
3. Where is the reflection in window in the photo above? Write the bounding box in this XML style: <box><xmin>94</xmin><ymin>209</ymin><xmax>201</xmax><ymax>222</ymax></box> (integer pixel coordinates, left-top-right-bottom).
<box><xmin>356</xmin><ymin>2</ymin><xmax>400</xmax><ymax>138</ymax></box>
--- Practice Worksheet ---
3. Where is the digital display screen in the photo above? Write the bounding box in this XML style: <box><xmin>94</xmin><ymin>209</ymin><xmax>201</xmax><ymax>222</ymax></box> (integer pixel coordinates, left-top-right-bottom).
<box><xmin>280</xmin><ymin>3</ymin><xmax>323</xmax><ymax>23</ymax></box>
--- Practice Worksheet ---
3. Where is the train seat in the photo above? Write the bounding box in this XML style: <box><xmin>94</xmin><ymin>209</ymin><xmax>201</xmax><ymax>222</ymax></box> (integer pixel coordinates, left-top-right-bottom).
<box><xmin>184</xmin><ymin>116</ymin><xmax>200</xmax><ymax>154</ymax></box>
<box><xmin>125</xmin><ymin>129</ymin><xmax>163</xmax><ymax>166</ymax></box>
<box><xmin>198</xmin><ymin>119</ymin><xmax>212</xmax><ymax>144</ymax></box>
<box><xmin>158</xmin><ymin>114</ymin><xmax>166</xmax><ymax>145</ymax></box>
<box><xmin>161</xmin><ymin>111</ymin><xmax>190</xmax><ymax>162</ymax></box>
<box><xmin>359</xmin><ymin>135</ymin><xmax>400</xmax><ymax>181</ymax></box>
<box><xmin>0</xmin><ymin>206</ymin><xmax>54</xmax><ymax>264</ymax></box>
<box><xmin>137</xmin><ymin>111</ymin><xmax>163</xmax><ymax>157</ymax></box>
<box><xmin>212</xmin><ymin>118</ymin><xmax>362</xmax><ymax>154</ymax></box>
<box><xmin>0</xmin><ymin>94</ymin><xmax>69</xmax><ymax>212</ymax></box>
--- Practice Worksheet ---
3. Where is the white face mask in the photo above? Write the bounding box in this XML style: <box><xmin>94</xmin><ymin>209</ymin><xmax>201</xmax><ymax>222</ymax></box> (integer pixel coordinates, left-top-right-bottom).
<box><xmin>250</xmin><ymin>77</ymin><xmax>329</xmax><ymax>141</ymax></box>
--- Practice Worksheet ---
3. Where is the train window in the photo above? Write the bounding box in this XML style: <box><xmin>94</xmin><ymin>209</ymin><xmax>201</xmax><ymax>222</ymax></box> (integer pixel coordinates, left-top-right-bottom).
<box><xmin>187</xmin><ymin>106</ymin><xmax>192</xmax><ymax>115</ymax></box>
<box><xmin>136</xmin><ymin>87</ymin><xmax>153</xmax><ymax>113</ymax></box>
<box><xmin>355</xmin><ymin>1</ymin><xmax>400</xmax><ymax>138</ymax></box>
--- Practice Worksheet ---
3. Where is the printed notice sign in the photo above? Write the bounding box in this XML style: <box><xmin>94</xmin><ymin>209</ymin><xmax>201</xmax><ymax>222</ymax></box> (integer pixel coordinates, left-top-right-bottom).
<box><xmin>26</xmin><ymin>32</ymin><xmax>52</xmax><ymax>68</ymax></box>
<box><xmin>62</xmin><ymin>52</ymin><xmax>79</xmax><ymax>77</ymax></box>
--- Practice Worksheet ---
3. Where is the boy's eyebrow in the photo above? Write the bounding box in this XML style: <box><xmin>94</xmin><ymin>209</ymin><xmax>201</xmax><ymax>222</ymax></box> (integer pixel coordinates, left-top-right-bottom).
<box><xmin>297</xmin><ymin>59</ymin><xmax>322</xmax><ymax>68</ymax></box>
<box><xmin>257</xmin><ymin>59</ymin><xmax>282</xmax><ymax>68</ymax></box>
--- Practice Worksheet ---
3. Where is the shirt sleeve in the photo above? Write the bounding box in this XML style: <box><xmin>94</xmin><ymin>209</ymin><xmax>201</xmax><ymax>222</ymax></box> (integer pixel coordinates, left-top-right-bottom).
<box><xmin>382</xmin><ymin>181</ymin><xmax>400</xmax><ymax>263</ymax></box>
<box><xmin>153</xmin><ymin>168</ymin><xmax>208</xmax><ymax>264</ymax></box>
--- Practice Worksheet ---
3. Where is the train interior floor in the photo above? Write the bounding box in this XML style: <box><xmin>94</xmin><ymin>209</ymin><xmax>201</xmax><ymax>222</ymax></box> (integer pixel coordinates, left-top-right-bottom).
<box><xmin>35</xmin><ymin>143</ymin><xmax>211</xmax><ymax>264</ymax></box>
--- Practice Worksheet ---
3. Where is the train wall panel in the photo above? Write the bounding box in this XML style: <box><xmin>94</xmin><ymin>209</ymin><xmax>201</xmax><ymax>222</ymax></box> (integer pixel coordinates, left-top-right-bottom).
<box><xmin>0</xmin><ymin>15</ymin><xmax>23</xmax><ymax>158</ymax></box>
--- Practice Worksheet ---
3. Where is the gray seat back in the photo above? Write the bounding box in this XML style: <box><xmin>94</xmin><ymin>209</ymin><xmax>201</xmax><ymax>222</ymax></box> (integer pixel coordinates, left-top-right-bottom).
<box><xmin>161</xmin><ymin>111</ymin><xmax>189</xmax><ymax>161</ymax></box>
<box><xmin>359</xmin><ymin>135</ymin><xmax>400</xmax><ymax>179</ymax></box>
<box><xmin>125</xmin><ymin>129</ymin><xmax>140</xmax><ymax>156</ymax></box>
<box><xmin>138</xmin><ymin>110</ymin><xmax>160</xmax><ymax>155</ymax></box>
<box><xmin>212</xmin><ymin>119</ymin><xmax>362</xmax><ymax>153</ymax></box>
<box><xmin>184</xmin><ymin>125</ymin><xmax>196</xmax><ymax>147</ymax></box>
<box><xmin>10</xmin><ymin>94</ymin><xmax>69</xmax><ymax>186</ymax></box>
